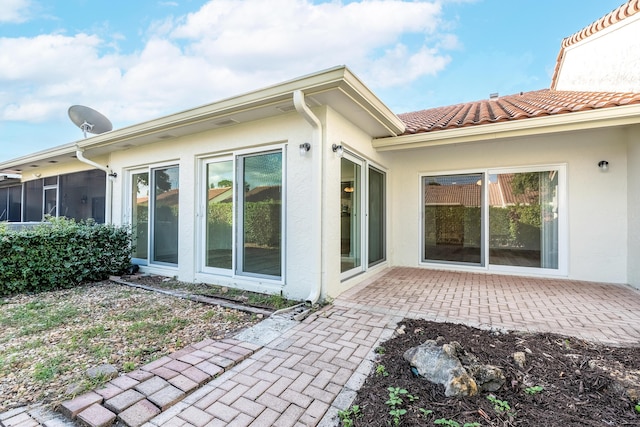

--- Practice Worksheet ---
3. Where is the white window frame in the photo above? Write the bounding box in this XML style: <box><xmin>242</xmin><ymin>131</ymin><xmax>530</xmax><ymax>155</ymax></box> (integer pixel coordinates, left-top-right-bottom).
<box><xmin>419</xmin><ymin>164</ymin><xmax>568</xmax><ymax>277</ymax></box>
<box><xmin>197</xmin><ymin>144</ymin><xmax>286</xmax><ymax>284</ymax></box>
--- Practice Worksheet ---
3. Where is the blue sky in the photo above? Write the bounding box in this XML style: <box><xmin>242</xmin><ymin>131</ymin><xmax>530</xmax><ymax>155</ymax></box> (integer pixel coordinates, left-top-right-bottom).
<box><xmin>0</xmin><ymin>0</ymin><xmax>626</xmax><ymax>162</ymax></box>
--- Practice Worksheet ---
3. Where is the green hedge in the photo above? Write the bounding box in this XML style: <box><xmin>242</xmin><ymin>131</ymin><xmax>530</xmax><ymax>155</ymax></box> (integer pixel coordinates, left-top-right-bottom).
<box><xmin>0</xmin><ymin>217</ymin><xmax>131</xmax><ymax>296</ymax></box>
<box><xmin>208</xmin><ymin>201</ymin><xmax>280</xmax><ymax>248</ymax></box>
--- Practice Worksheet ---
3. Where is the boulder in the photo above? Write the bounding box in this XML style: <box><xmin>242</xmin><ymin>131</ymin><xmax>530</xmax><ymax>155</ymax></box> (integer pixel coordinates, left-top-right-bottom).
<box><xmin>404</xmin><ymin>340</ymin><xmax>505</xmax><ymax>397</ymax></box>
<box><xmin>403</xmin><ymin>340</ymin><xmax>478</xmax><ymax>397</ymax></box>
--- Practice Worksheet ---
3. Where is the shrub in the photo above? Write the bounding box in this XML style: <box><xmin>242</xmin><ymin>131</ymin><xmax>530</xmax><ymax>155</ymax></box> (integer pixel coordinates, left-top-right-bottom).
<box><xmin>0</xmin><ymin>217</ymin><xmax>131</xmax><ymax>296</ymax></box>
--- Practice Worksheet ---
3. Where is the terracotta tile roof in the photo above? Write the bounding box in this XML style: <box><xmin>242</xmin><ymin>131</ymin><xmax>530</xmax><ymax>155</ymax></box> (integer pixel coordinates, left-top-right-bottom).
<box><xmin>551</xmin><ymin>0</ymin><xmax>640</xmax><ymax>89</ymax></box>
<box><xmin>399</xmin><ymin>89</ymin><xmax>640</xmax><ymax>135</ymax></box>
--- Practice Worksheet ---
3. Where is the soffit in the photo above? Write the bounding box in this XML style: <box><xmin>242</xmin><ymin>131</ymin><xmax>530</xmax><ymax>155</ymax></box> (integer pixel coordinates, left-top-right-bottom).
<box><xmin>0</xmin><ymin>66</ymin><xmax>403</xmax><ymax>174</ymax></box>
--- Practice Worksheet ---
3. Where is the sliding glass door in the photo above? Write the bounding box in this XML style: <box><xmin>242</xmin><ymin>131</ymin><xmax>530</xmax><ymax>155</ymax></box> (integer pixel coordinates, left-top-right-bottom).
<box><xmin>422</xmin><ymin>166</ymin><xmax>564</xmax><ymax>274</ymax></box>
<box><xmin>339</xmin><ymin>152</ymin><xmax>386</xmax><ymax>279</ymax></box>
<box><xmin>423</xmin><ymin>174</ymin><xmax>483</xmax><ymax>265</ymax></box>
<box><xmin>488</xmin><ymin>170</ymin><xmax>559</xmax><ymax>269</ymax></box>
<box><xmin>201</xmin><ymin>149</ymin><xmax>283</xmax><ymax>280</ymax></box>
<box><xmin>129</xmin><ymin>165</ymin><xmax>179</xmax><ymax>267</ymax></box>
<box><xmin>238</xmin><ymin>151</ymin><xmax>283</xmax><ymax>278</ymax></box>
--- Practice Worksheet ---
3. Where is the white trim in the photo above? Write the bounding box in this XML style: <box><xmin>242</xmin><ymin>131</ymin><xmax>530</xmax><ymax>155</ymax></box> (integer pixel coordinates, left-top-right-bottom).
<box><xmin>419</xmin><ymin>163</ymin><xmax>568</xmax><ymax>277</ymax></box>
<box><xmin>197</xmin><ymin>143</ymin><xmax>286</xmax><ymax>286</ymax></box>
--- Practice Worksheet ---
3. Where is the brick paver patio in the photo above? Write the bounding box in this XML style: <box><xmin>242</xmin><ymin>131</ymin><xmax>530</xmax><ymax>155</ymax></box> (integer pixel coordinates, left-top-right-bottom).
<box><xmin>3</xmin><ymin>267</ymin><xmax>640</xmax><ymax>427</ymax></box>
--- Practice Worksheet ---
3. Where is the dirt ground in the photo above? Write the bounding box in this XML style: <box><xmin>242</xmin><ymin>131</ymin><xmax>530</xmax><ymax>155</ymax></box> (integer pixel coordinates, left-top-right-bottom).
<box><xmin>350</xmin><ymin>319</ymin><xmax>640</xmax><ymax>427</ymax></box>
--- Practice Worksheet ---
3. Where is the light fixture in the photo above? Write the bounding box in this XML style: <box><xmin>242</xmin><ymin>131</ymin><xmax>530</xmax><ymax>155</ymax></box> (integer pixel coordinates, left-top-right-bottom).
<box><xmin>299</xmin><ymin>142</ymin><xmax>311</xmax><ymax>155</ymax></box>
<box><xmin>598</xmin><ymin>160</ymin><xmax>609</xmax><ymax>172</ymax></box>
<box><xmin>344</xmin><ymin>186</ymin><xmax>354</xmax><ymax>193</ymax></box>
<box><xmin>332</xmin><ymin>143</ymin><xmax>343</xmax><ymax>157</ymax></box>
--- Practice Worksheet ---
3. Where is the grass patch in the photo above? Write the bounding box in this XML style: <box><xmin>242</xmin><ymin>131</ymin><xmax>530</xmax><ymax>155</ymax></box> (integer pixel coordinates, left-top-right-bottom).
<box><xmin>33</xmin><ymin>355</ymin><xmax>64</xmax><ymax>381</ymax></box>
<box><xmin>1</xmin><ymin>301</ymin><xmax>81</xmax><ymax>336</ymax></box>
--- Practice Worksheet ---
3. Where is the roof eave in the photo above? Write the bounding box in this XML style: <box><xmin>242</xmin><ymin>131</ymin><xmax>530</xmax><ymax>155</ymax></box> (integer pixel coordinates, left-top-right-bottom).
<box><xmin>0</xmin><ymin>65</ymin><xmax>403</xmax><ymax>173</ymax></box>
<box><xmin>373</xmin><ymin>104</ymin><xmax>640</xmax><ymax>151</ymax></box>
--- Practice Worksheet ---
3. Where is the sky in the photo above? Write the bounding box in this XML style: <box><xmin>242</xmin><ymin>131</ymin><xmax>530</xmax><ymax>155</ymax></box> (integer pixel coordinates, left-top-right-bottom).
<box><xmin>0</xmin><ymin>0</ymin><xmax>627</xmax><ymax>162</ymax></box>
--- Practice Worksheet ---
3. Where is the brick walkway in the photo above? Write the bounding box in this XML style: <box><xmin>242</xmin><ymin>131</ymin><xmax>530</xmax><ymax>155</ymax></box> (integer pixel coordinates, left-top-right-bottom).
<box><xmin>3</xmin><ymin>267</ymin><xmax>640</xmax><ymax>427</ymax></box>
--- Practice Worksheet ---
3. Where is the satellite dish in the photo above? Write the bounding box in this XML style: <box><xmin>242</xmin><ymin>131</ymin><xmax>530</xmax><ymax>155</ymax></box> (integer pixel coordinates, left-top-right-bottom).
<box><xmin>68</xmin><ymin>105</ymin><xmax>113</xmax><ymax>138</ymax></box>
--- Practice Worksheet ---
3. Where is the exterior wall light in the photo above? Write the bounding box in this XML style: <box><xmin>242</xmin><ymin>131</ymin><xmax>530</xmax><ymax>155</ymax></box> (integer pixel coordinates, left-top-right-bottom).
<box><xmin>598</xmin><ymin>160</ymin><xmax>609</xmax><ymax>172</ymax></box>
<box><xmin>332</xmin><ymin>144</ymin><xmax>344</xmax><ymax>157</ymax></box>
<box><xmin>299</xmin><ymin>142</ymin><xmax>311</xmax><ymax>155</ymax></box>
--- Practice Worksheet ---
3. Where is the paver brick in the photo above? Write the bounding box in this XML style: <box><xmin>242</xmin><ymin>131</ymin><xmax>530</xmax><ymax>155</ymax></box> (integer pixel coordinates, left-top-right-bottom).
<box><xmin>1</xmin><ymin>411</ymin><xmax>34</xmax><ymax>427</ymax></box>
<box><xmin>109</xmin><ymin>375</ymin><xmax>140</xmax><ymax>391</ymax></box>
<box><xmin>178</xmin><ymin>353</ymin><xmax>205</xmax><ymax>365</ymax></box>
<box><xmin>182</xmin><ymin>366</ymin><xmax>211</xmax><ymax>384</ymax></box>
<box><xmin>147</xmin><ymin>385</ymin><xmax>185</xmax><ymax>411</ymax></box>
<box><xmin>104</xmin><ymin>389</ymin><xmax>145</xmax><ymax>413</ymax></box>
<box><xmin>141</xmin><ymin>356</ymin><xmax>172</xmax><ymax>372</ymax></box>
<box><xmin>177</xmin><ymin>406</ymin><xmax>213</xmax><ymax>427</ymax></box>
<box><xmin>118</xmin><ymin>399</ymin><xmax>161</xmax><ymax>427</ymax></box>
<box><xmin>169</xmin><ymin>374</ymin><xmax>199</xmax><ymax>393</ymax></box>
<box><xmin>76</xmin><ymin>403</ymin><xmax>116</xmax><ymax>427</ymax></box>
<box><xmin>164</xmin><ymin>359</ymin><xmax>192</xmax><ymax>372</ymax></box>
<box><xmin>94</xmin><ymin>382</ymin><xmax>123</xmax><ymax>400</ymax></box>
<box><xmin>195</xmin><ymin>361</ymin><xmax>224</xmax><ymax>378</ymax></box>
<box><xmin>135</xmin><ymin>376</ymin><xmax>170</xmax><ymax>396</ymax></box>
<box><xmin>151</xmin><ymin>366</ymin><xmax>179</xmax><ymax>380</ymax></box>
<box><xmin>230</xmin><ymin>397</ymin><xmax>265</xmax><ymax>418</ymax></box>
<box><xmin>59</xmin><ymin>391</ymin><xmax>103</xmax><ymax>419</ymax></box>
<box><xmin>204</xmin><ymin>402</ymin><xmax>239</xmax><ymax>422</ymax></box>
<box><xmin>126</xmin><ymin>369</ymin><xmax>154</xmax><ymax>382</ymax></box>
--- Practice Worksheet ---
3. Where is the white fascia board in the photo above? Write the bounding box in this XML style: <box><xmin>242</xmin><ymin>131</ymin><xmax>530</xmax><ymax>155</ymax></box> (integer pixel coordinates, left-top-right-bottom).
<box><xmin>373</xmin><ymin>103</ymin><xmax>640</xmax><ymax>151</ymax></box>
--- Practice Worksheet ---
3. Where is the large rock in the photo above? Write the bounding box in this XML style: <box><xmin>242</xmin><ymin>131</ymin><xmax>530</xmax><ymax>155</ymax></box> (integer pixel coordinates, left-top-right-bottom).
<box><xmin>404</xmin><ymin>340</ymin><xmax>478</xmax><ymax>397</ymax></box>
<box><xmin>404</xmin><ymin>340</ymin><xmax>505</xmax><ymax>397</ymax></box>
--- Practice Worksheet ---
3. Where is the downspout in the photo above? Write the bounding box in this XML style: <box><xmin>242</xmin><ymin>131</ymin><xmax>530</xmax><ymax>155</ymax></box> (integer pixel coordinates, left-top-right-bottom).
<box><xmin>293</xmin><ymin>90</ymin><xmax>324</xmax><ymax>304</ymax></box>
<box><xmin>75</xmin><ymin>147</ymin><xmax>116</xmax><ymax>224</ymax></box>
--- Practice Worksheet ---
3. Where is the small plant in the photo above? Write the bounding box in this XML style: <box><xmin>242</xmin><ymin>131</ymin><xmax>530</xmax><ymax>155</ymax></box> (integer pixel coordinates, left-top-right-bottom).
<box><xmin>635</xmin><ymin>402</ymin><xmax>640</xmax><ymax>413</ymax></box>
<box><xmin>435</xmin><ymin>419</ymin><xmax>460</xmax><ymax>427</ymax></box>
<box><xmin>375</xmin><ymin>364</ymin><xmax>389</xmax><ymax>377</ymax></box>
<box><xmin>525</xmin><ymin>385</ymin><xmax>544</xmax><ymax>395</ymax></box>
<box><xmin>419</xmin><ymin>408</ymin><xmax>433</xmax><ymax>417</ymax></box>
<box><xmin>375</xmin><ymin>346</ymin><xmax>386</xmax><ymax>354</ymax></box>
<box><xmin>487</xmin><ymin>395</ymin><xmax>513</xmax><ymax>416</ymax></box>
<box><xmin>338</xmin><ymin>405</ymin><xmax>362</xmax><ymax>427</ymax></box>
<box><xmin>122</xmin><ymin>362</ymin><xmax>136</xmax><ymax>372</ymax></box>
<box><xmin>385</xmin><ymin>387</ymin><xmax>417</xmax><ymax>426</ymax></box>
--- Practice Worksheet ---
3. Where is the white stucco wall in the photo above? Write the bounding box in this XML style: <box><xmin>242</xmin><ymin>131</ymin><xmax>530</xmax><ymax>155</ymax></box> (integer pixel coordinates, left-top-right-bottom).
<box><xmin>382</xmin><ymin>127</ymin><xmax>629</xmax><ymax>284</ymax></box>
<box><xmin>555</xmin><ymin>13</ymin><xmax>640</xmax><ymax>92</ymax></box>
<box><xmin>628</xmin><ymin>126</ymin><xmax>640</xmax><ymax>289</ymax></box>
<box><xmin>108</xmin><ymin>111</ymin><xmax>326</xmax><ymax>301</ymax></box>
<box><xmin>322</xmin><ymin>107</ymin><xmax>392</xmax><ymax>297</ymax></box>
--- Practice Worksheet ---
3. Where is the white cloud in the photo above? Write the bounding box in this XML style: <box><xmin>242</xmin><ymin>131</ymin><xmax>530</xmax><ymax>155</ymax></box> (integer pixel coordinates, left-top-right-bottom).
<box><xmin>0</xmin><ymin>0</ymin><xmax>458</xmax><ymax>127</ymax></box>
<box><xmin>0</xmin><ymin>0</ymin><xmax>33</xmax><ymax>23</ymax></box>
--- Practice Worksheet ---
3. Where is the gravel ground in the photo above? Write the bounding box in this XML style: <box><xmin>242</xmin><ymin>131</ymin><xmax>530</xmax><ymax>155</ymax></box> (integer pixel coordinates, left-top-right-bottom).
<box><xmin>0</xmin><ymin>281</ymin><xmax>261</xmax><ymax>412</ymax></box>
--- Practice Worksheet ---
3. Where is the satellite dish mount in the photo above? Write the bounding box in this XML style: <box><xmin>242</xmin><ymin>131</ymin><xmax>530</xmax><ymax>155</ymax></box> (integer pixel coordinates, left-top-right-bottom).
<box><xmin>68</xmin><ymin>105</ymin><xmax>112</xmax><ymax>138</ymax></box>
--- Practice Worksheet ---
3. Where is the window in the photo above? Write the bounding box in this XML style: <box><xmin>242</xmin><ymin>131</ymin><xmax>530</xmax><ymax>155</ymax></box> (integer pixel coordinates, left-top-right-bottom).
<box><xmin>201</xmin><ymin>149</ymin><xmax>283</xmax><ymax>280</ymax></box>
<box><xmin>339</xmin><ymin>150</ymin><xmax>387</xmax><ymax>280</ymax></box>
<box><xmin>131</xmin><ymin>171</ymin><xmax>149</xmax><ymax>261</ymax></box>
<box><xmin>422</xmin><ymin>166</ymin><xmax>565</xmax><ymax>274</ymax></box>
<box><xmin>128</xmin><ymin>165</ymin><xmax>179</xmax><ymax>267</ymax></box>
<box><xmin>0</xmin><ymin>186</ymin><xmax>20</xmax><ymax>222</ymax></box>
<box><xmin>152</xmin><ymin>166</ymin><xmax>180</xmax><ymax>265</ymax></box>
<box><xmin>488</xmin><ymin>170</ymin><xmax>559</xmax><ymax>269</ymax></box>
<box><xmin>368</xmin><ymin>167</ymin><xmax>386</xmax><ymax>266</ymax></box>
<box><xmin>422</xmin><ymin>174</ymin><xmax>483</xmax><ymax>265</ymax></box>
<box><xmin>205</xmin><ymin>160</ymin><xmax>234</xmax><ymax>270</ymax></box>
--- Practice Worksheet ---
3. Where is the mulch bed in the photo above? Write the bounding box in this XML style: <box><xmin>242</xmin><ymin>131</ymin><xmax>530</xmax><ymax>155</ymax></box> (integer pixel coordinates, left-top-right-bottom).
<box><xmin>351</xmin><ymin>319</ymin><xmax>640</xmax><ymax>426</ymax></box>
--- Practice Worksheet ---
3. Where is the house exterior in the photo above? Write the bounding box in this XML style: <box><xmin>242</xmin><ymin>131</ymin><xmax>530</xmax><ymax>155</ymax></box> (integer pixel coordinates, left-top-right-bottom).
<box><xmin>1</xmin><ymin>0</ymin><xmax>639</xmax><ymax>301</ymax></box>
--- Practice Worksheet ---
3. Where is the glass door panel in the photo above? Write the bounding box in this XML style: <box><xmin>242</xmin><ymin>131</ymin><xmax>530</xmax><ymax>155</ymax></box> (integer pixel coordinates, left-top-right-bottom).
<box><xmin>131</xmin><ymin>172</ymin><xmax>149</xmax><ymax>261</ymax></box>
<box><xmin>44</xmin><ymin>188</ymin><xmax>57</xmax><ymax>217</ymax></box>
<box><xmin>488</xmin><ymin>170</ymin><xmax>559</xmax><ymax>268</ymax></box>
<box><xmin>205</xmin><ymin>161</ymin><xmax>234</xmax><ymax>270</ymax></box>
<box><xmin>239</xmin><ymin>152</ymin><xmax>282</xmax><ymax>278</ymax></box>
<box><xmin>368</xmin><ymin>167</ymin><xmax>385</xmax><ymax>266</ymax></box>
<box><xmin>152</xmin><ymin>166</ymin><xmax>179</xmax><ymax>265</ymax></box>
<box><xmin>423</xmin><ymin>174</ymin><xmax>483</xmax><ymax>265</ymax></box>
<box><xmin>341</xmin><ymin>156</ymin><xmax>362</xmax><ymax>274</ymax></box>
